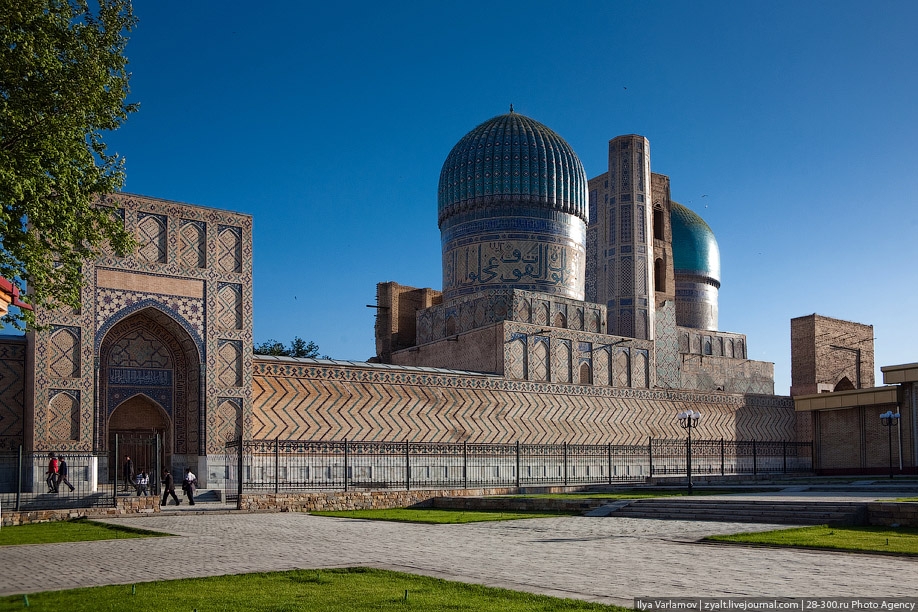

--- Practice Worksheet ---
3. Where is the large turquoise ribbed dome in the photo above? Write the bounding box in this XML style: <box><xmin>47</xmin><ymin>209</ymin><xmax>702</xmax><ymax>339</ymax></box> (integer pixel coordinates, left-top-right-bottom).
<box><xmin>671</xmin><ymin>202</ymin><xmax>720</xmax><ymax>284</ymax></box>
<box><xmin>438</xmin><ymin>112</ymin><xmax>588</xmax><ymax>228</ymax></box>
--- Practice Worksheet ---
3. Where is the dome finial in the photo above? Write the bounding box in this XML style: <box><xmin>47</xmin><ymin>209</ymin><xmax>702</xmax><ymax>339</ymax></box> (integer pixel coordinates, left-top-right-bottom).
<box><xmin>509</xmin><ymin>103</ymin><xmax>514</xmax><ymax>113</ymax></box>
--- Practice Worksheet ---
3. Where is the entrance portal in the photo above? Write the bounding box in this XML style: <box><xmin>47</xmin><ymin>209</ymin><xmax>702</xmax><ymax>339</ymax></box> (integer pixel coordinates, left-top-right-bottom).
<box><xmin>108</xmin><ymin>395</ymin><xmax>171</xmax><ymax>481</ymax></box>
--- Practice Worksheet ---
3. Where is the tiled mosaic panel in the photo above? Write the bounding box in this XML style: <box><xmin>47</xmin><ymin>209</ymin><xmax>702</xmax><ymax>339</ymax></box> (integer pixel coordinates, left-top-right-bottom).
<box><xmin>531</xmin><ymin>338</ymin><xmax>549</xmax><ymax>382</ymax></box>
<box><xmin>97</xmin><ymin>289</ymin><xmax>205</xmax><ymax>340</ymax></box>
<box><xmin>49</xmin><ymin>327</ymin><xmax>80</xmax><ymax>378</ymax></box>
<box><xmin>137</xmin><ymin>213</ymin><xmax>167</xmax><ymax>264</ymax></box>
<box><xmin>506</xmin><ymin>336</ymin><xmax>526</xmax><ymax>380</ymax></box>
<box><xmin>419</xmin><ymin>288</ymin><xmax>606</xmax><ymax>344</ymax></box>
<box><xmin>0</xmin><ymin>341</ymin><xmax>26</xmax><ymax>449</ymax></box>
<box><xmin>218</xmin><ymin>225</ymin><xmax>242</xmax><ymax>273</ymax></box>
<box><xmin>217</xmin><ymin>283</ymin><xmax>243</xmax><ymax>330</ymax></box>
<box><xmin>252</xmin><ymin>360</ymin><xmax>796</xmax><ymax>444</ymax></box>
<box><xmin>208</xmin><ymin>398</ymin><xmax>242</xmax><ymax>452</ymax></box>
<box><xmin>30</xmin><ymin>194</ymin><xmax>253</xmax><ymax>453</ymax></box>
<box><xmin>48</xmin><ymin>391</ymin><xmax>79</xmax><ymax>441</ymax></box>
<box><xmin>180</xmin><ymin>220</ymin><xmax>206</xmax><ymax>269</ymax></box>
<box><xmin>654</xmin><ymin>301</ymin><xmax>681</xmax><ymax>388</ymax></box>
<box><xmin>217</xmin><ymin>340</ymin><xmax>242</xmax><ymax>387</ymax></box>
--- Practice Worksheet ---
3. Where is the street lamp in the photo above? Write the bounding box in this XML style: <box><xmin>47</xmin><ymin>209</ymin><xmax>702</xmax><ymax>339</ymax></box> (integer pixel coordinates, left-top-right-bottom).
<box><xmin>880</xmin><ymin>410</ymin><xmax>900</xmax><ymax>479</ymax></box>
<box><xmin>677</xmin><ymin>410</ymin><xmax>701</xmax><ymax>494</ymax></box>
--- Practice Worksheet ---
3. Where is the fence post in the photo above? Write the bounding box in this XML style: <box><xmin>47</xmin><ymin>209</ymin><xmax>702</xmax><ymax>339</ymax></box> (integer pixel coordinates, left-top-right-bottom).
<box><xmin>752</xmin><ymin>439</ymin><xmax>757</xmax><ymax>476</ymax></box>
<box><xmin>114</xmin><ymin>434</ymin><xmax>119</xmax><ymax>506</ymax></box>
<box><xmin>783</xmin><ymin>440</ymin><xmax>787</xmax><ymax>474</ymax></box>
<box><xmin>273</xmin><ymin>437</ymin><xmax>279</xmax><ymax>494</ymax></box>
<box><xmin>462</xmin><ymin>441</ymin><xmax>468</xmax><ymax>489</ymax></box>
<box><xmin>344</xmin><ymin>438</ymin><xmax>349</xmax><ymax>492</ymax></box>
<box><xmin>720</xmin><ymin>438</ymin><xmax>725</xmax><ymax>476</ymax></box>
<box><xmin>515</xmin><ymin>441</ymin><xmax>520</xmax><ymax>489</ymax></box>
<box><xmin>563</xmin><ymin>442</ymin><xmax>568</xmax><ymax>486</ymax></box>
<box><xmin>236</xmin><ymin>435</ymin><xmax>243</xmax><ymax>511</ymax></box>
<box><xmin>405</xmin><ymin>439</ymin><xmax>410</xmax><ymax>491</ymax></box>
<box><xmin>608</xmin><ymin>442</ymin><xmax>613</xmax><ymax>485</ymax></box>
<box><xmin>648</xmin><ymin>437</ymin><xmax>653</xmax><ymax>477</ymax></box>
<box><xmin>16</xmin><ymin>444</ymin><xmax>22</xmax><ymax>511</ymax></box>
<box><xmin>155</xmin><ymin>433</ymin><xmax>162</xmax><ymax>496</ymax></box>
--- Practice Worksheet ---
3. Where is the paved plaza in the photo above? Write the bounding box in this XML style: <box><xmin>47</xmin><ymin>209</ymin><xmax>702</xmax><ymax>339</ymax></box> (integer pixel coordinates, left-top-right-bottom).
<box><xmin>2</xmin><ymin>500</ymin><xmax>916</xmax><ymax>607</ymax></box>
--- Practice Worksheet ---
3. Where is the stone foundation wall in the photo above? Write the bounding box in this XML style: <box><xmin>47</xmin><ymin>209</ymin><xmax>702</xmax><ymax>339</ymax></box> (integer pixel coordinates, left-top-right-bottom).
<box><xmin>866</xmin><ymin>502</ymin><xmax>918</xmax><ymax>527</ymax></box>
<box><xmin>237</xmin><ymin>487</ymin><xmax>515</xmax><ymax>513</ymax></box>
<box><xmin>1</xmin><ymin>494</ymin><xmax>159</xmax><ymax>527</ymax></box>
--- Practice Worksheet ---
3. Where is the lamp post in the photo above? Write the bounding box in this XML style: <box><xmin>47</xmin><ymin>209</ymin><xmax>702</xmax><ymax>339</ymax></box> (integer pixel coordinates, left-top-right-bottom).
<box><xmin>880</xmin><ymin>410</ymin><xmax>900</xmax><ymax>479</ymax></box>
<box><xmin>677</xmin><ymin>410</ymin><xmax>701</xmax><ymax>495</ymax></box>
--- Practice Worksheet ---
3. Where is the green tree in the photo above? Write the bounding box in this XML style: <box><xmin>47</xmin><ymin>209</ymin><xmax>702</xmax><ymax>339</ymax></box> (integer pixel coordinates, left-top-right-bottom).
<box><xmin>254</xmin><ymin>336</ymin><xmax>325</xmax><ymax>359</ymax></box>
<box><xmin>0</xmin><ymin>0</ymin><xmax>137</xmax><ymax>329</ymax></box>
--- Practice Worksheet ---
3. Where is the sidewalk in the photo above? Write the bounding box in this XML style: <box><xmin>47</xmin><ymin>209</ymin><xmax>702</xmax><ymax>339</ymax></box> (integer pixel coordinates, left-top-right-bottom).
<box><xmin>2</xmin><ymin>501</ymin><xmax>916</xmax><ymax>605</ymax></box>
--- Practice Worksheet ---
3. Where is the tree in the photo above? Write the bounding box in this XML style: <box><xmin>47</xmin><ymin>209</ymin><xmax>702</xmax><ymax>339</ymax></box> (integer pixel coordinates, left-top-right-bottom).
<box><xmin>0</xmin><ymin>0</ymin><xmax>137</xmax><ymax>329</ymax></box>
<box><xmin>254</xmin><ymin>336</ymin><xmax>326</xmax><ymax>359</ymax></box>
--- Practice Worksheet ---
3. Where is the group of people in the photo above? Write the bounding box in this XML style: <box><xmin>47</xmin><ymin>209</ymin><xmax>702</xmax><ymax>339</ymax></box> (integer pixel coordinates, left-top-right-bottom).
<box><xmin>123</xmin><ymin>455</ymin><xmax>197</xmax><ymax>506</ymax></box>
<box><xmin>45</xmin><ymin>452</ymin><xmax>75</xmax><ymax>493</ymax></box>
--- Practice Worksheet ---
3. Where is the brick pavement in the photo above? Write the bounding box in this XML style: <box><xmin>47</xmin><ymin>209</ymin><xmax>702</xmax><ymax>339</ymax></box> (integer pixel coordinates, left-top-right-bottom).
<box><xmin>2</xmin><ymin>510</ymin><xmax>916</xmax><ymax>606</ymax></box>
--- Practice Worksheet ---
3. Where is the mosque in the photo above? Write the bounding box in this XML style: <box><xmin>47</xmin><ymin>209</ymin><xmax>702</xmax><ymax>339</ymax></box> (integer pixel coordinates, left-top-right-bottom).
<box><xmin>0</xmin><ymin>111</ymin><xmax>806</xmax><ymax>486</ymax></box>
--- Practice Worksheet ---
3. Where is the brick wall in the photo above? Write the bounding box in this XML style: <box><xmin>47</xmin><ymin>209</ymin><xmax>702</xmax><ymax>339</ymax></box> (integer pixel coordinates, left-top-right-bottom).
<box><xmin>0</xmin><ymin>337</ymin><xmax>26</xmax><ymax>450</ymax></box>
<box><xmin>791</xmin><ymin>314</ymin><xmax>874</xmax><ymax>396</ymax></box>
<box><xmin>252</xmin><ymin>358</ymin><xmax>796</xmax><ymax>444</ymax></box>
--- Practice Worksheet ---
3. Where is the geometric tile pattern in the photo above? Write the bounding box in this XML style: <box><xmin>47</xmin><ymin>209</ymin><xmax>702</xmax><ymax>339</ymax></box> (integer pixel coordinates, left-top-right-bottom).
<box><xmin>180</xmin><ymin>220</ymin><xmax>206</xmax><ymax>269</ymax></box>
<box><xmin>97</xmin><ymin>288</ymin><xmax>205</xmax><ymax>340</ymax></box>
<box><xmin>252</xmin><ymin>359</ymin><xmax>796</xmax><ymax>444</ymax></box>
<box><xmin>30</xmin><ymin>193</ymin><xmax>254</xmax><ymax>457</ymax></box>
<box><xmin>49</xmin><ymin>327</ymin><xmax>80</xmax><ymax>378</ymax></box>
<box><xmin>0</xmin><ymin>339</ymin><xmax>26</xmax><ymax>450</ymax></box>
<box><xmin>138</xmin><ymin>213</ymin><xmax>167</xmax><ymax>264</ymax></box>
<box><xmin>48</xmin><ymin>390</ymin><xmax>79</xmax><ymax>441</ymax></box>
<box><xmin>218</xmin><ymin>225</ymin><xmax>242</xmax><ymax>273</ymax></box>
<box><xmin>217</xmin><ymin>283</ymin><xmax>243</xmax><ymax>330</ymax></box>
<box><xmin>209</xmin><ymin>397</ymin><xmax>242</xmax><ymax>452</ymax></box>
<box><xmin>654</xmin><ymin>300</ymin><xmax>681</xmax><ymax>388</ymax></box>
<box><xmin>218</xmin><ymin>340</ymin><xmax>242</xmax><ymax>388</ymax></box>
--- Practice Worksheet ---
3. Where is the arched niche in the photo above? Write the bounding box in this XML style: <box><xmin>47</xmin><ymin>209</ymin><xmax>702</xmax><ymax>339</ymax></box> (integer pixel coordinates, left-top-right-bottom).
<box><xmin>98</xmin><ymin>307</ymin><xmax>202</xmax><ymax>460</ymax></box>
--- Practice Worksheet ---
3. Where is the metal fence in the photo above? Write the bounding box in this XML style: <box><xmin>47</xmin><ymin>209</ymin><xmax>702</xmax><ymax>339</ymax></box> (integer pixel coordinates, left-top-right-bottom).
<box><xmin>224</xmin><ymin>437</ymin><xmax>813</xmax><ymax>498</ymax></box>
<box><xmin>0</xmin><ymin>434</ymin><xmax>161</xmax><ymax>512</ymax></box>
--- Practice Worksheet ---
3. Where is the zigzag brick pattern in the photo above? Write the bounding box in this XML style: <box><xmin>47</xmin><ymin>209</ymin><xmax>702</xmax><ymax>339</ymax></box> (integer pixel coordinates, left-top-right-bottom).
<box><xmin>252</xmin><ymin>360</ymin><xmax>795</xmax><ymax>445</ymax></box>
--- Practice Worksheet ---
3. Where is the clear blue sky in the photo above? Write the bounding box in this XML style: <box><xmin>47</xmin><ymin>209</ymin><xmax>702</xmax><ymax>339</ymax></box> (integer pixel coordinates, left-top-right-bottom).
<box><xmin>105</xmin><ymin>0</ymin><xmax>918</xmax><ymax>395</ymax></box>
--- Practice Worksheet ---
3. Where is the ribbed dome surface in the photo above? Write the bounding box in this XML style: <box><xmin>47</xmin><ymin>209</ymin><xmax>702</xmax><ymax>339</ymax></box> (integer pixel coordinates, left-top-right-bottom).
<box><xmin>438</xmin><ymin>112</ymin><xmax>588</xmax><ymax>227</ymax></box>
<box><xmin>671</xmin><ymin>202</ymin><xmax>720</xmax><ymax>283</ymax></box>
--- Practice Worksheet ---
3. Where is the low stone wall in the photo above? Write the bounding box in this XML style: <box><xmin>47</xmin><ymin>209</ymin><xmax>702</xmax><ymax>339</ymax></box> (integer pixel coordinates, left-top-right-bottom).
<box><xmin>866</xmin><ymin>502</ymin><xmax>918</xmax><ymax>527</ymax></box>
<box><xmin>1</xmin><ymin>495</ymin><xmax>160</xmax><ymax>527</ymax></box>
<box><xmin>429</xmin><ymin>496</ymin><xmax>603</xmax><ymax>514</ymax></box>
<box><xmin>238</xmin><ymin>487</ymin><xmax>516</xmax><ymax>512</ymax></box>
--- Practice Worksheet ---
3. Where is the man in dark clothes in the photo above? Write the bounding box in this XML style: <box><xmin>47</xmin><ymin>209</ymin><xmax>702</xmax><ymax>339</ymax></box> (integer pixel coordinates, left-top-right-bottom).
<box><xmin>123</xmin><ymin>455</ymin><xmax>135</xmax><ymax>493</ymax></box>
<box><xmin>57</xmin><ymin>455</ymin><xmax>75</xmax><ymax>492</ymax></box>
<box><xmin>162</xmin><ymin>469</ymin><xmax>180</xmax><ymax>505</ymax></box>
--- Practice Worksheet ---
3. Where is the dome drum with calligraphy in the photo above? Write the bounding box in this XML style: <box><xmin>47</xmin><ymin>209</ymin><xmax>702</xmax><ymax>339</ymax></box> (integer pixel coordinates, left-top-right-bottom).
<box><xmin>439</xmin><ymin>112</ymin><xmax>589</xmax><ymax>301</ymax></box>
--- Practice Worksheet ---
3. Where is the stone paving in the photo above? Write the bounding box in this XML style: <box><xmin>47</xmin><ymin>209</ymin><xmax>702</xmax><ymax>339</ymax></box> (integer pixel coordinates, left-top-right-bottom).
<box><xmin>2</xmin><ymin>503</ymin><xmax>917</xmax><ymax>607</ymax></box>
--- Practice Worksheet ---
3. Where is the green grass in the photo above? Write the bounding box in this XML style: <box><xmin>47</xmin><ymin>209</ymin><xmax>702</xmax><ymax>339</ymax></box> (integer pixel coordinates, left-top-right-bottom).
<box><xmin>705</xmin><ymin>524</ymin><xmax>918</xmax><ymax>555</ymax></box>
<box><xmin>0</xmin><ymin>519</ymin><xmax>169</xmax><ymax>546</ymax></box>
<box><xmin>895</xmin><ymin>497</ymin><xmax>918</xmax><ymax>502</ymax></box>
<box><xmin>311</xmin><ymin>508</ymin><xmax>573</xmax><ymax>523</ymax></box>
<box><xmin>0</xmin><ymin>567</ymin><xmax>628</xmax><ymax>611</ymax></box>
<box><xmin>506</xmin><ymin>488</ymin><xmax>750</xmax><ymax>500</ymax></box>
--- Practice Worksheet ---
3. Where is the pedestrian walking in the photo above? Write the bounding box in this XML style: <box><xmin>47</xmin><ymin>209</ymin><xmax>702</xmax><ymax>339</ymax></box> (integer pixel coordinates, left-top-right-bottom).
<box><xmin>182</xmin><ymin>467</ymin><xmax>196</xmax><ymax>505</ymax></box>
<box><xmin>135</xmin><ymin>470</ymin><xmax>150</xmax><ymax>495</ymax></box>
<box><xmin>123</xmin><ymin>455</ymin><xmax>135</xmax><ymax>493</ymax></box>
<box><xmin>57</xmin><ymin>455</ymin><xmax>75</xmax><ymax>492</ymax></box>
<box><xmin>162</xmin><ymin>469</ymin><xmax>180</xmax><ymax>506</ymax></box>
<box><xmin>45</xmin><ymin>452</ymin><xmax>58</xmax><ymax>493</ymax></box>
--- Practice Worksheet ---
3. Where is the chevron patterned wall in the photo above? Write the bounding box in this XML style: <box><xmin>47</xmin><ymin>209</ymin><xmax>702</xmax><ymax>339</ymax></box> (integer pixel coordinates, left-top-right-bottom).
<box><xmin>252</xmin><ymin>359</ymin><xmax>796</xmax><ymax>445</ymax></box>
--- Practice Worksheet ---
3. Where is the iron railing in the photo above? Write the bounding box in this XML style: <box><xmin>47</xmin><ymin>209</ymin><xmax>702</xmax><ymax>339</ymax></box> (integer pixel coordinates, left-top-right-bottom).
<box><xmin>223</xmin><ymin>437</ymin><xmax>813</xmax><ymax>497</ymax></box>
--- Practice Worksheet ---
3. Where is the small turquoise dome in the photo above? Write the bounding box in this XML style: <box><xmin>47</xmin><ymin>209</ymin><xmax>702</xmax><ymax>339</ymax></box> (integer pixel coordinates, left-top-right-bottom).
<box><xmin>671</xmin><ymin>202</ymin><xmax>720</xmax><ymax>285</ymax></box>
<box><xmin>438</xmin><ymin>112</ymin><xmax>588</xmax><ymax>228</ymax></box>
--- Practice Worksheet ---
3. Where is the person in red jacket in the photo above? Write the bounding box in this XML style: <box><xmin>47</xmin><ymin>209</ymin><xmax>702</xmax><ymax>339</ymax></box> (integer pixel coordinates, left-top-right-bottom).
<box><xmin>46</xmin><ymin>452</ymin><xmax>59</xmax><ymax>493</ymax></box>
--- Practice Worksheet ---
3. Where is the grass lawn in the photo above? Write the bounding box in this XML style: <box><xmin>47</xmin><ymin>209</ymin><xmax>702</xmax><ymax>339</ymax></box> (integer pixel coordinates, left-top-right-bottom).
<box><xmin>311</xmin><ymin>508</ymin><xmax>573</xmax><ymax>523</ymax></box>
<box><xmin>505</xmin><ymin>489</ymin><xmax>753</xmax><ymax>500</ymax></box>
<box><xmin>0</xmin><ymin>519</ymin><xmax>169</xmax><ymax>546</ymax></box>
<box><xmin>705</xmin><ymin>524</ymin><xmax>918</xmax><ymax>555</ymax></box>
<box><xmin>0</xmin><ymin>567</ymin><xmax>628</xmax><ymax>612</ymax></box>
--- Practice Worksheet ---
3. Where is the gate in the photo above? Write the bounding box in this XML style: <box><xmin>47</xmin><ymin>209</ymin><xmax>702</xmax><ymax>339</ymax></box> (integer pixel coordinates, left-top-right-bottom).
<box><xmin>112</xmin><ymin>433</ymin><xmax>162</xmax><ymax>501</ymax></box>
